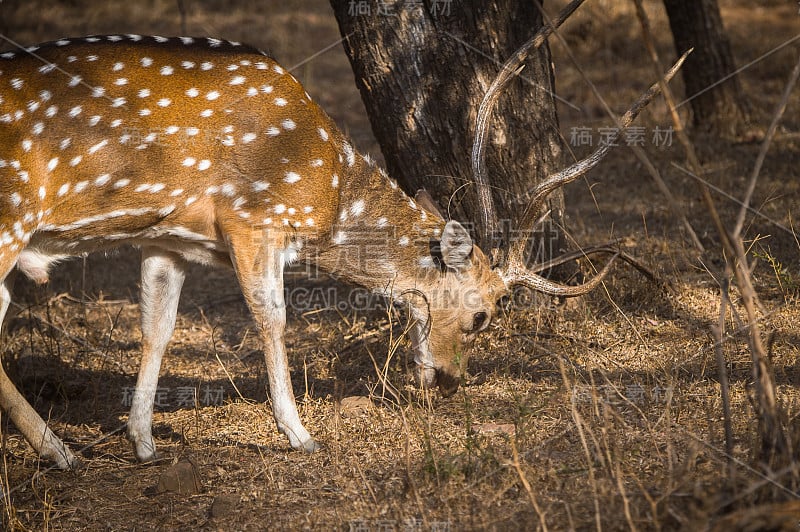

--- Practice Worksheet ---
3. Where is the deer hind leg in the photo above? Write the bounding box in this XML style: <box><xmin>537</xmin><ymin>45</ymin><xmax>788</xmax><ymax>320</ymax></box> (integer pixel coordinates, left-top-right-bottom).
<box><xmin>0</xmin><ymin>256</ymin><xmax>79</xmax><ymax>469</ymax></box>
<box><xmin>227</xmin><ymin>230</ymin><xmax>318</xmax><ymax>453</ymax></box>
<box><xmin>127</xmin><ymin>247</ymin><xmax>186</xmax><ymax>462</ymax></box>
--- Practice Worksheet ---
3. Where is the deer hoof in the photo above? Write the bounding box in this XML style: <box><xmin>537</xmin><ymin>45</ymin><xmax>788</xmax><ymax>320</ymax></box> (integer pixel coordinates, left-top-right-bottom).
<box><xmin>299</xmin><ymin>438</ymin><xmax>319</xmax><ymax>453</ymax></box>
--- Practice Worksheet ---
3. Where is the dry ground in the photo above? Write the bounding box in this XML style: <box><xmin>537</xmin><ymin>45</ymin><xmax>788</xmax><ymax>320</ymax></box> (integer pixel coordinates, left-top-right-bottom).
<box><xmin>1</xmin><ymin>0</ymin><xmax>799</xmax><ymax>530</ymax></box>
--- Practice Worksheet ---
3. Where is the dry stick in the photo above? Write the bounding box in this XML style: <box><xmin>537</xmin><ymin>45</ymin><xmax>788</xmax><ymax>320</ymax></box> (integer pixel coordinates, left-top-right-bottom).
<box><xmin>8</xmin><ymin>300</ymin><xmax>127</xmax><ymax>372</ymax></box>
<box><xmin>634</xmin><ymin>0</ymin><xmax>797</xmax><ymax>466</ymax></box>
<box><xmin>510</xmin><ymin>438</ymin><xmax>549</xmax><ymax>531</ymax></box>
<box><xmin>614</xmin><ymin>461</ymin><xmax>638</xmax><ymax>532</ymax></box>
<box><xmin>711</xmin><ymin>279</ymin><xmax>734</xmax><ymax>478</ymax></box>
<box><xmin>559</xmin><ymin>358</ymin><xmax>603</xmax><ymax>531</ymax></box>
<box><xmin>712</xmin><ymin>464</ymin><xmax>797</xmax><ymax>513</ymax></box>
<box><xmin>717</xmin><ymin>54</ymin><xmax>800</xmax><ymax>464</ymax></box>
<box><xmin>537</xmin><ymin>0</ymin><xmax>704</xmax><ymax>253</ymax></box>
<box><xmin>668</xmin><ymin>162</ymin><xmax>793</xmax><ymax>237</ymax></box>
<box><xmin>681</xmin><ymin>429</ymin><xmax>800</xmax><ymax>499</ymax></box>
<box><xmin>733</xmin><ymin>54</ymin><xmax>800</xmax><ymax>239</ymax></box>
<box><xmin>400</xmin><ymin>411</ymin><xmax>429</xmax><ymax>530</ymax></box>
<box><xmin>530</xmin><ymin>242</ymin><xmax>662</xmax><ymax>285</ymax></box>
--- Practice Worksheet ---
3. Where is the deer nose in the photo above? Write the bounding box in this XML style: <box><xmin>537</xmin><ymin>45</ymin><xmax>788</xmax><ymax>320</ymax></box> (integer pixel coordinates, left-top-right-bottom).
<box><xmin>436</xmin><ymin>370</ymin><xmax>460</xmax><ymax>398</ymax></box>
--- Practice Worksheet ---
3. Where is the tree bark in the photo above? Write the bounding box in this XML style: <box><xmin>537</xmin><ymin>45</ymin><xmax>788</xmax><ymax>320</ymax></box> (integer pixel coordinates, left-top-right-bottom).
<box><xmin>329</xmin><ymin>0</ymin><xmax>566</xmax><ymax>265</ymax></box>
<box><xmin>662</xmin><ymin>0</ymin><xmax>748</xmax><ymax>138</ymax></box>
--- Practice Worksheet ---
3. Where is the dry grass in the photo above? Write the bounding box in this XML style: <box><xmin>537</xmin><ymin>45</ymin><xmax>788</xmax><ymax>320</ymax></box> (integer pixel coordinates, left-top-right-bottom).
<box><xmin>1</xmin><ymin>0</ymin><xmax>799</xmax><ymax>530</ymax></box>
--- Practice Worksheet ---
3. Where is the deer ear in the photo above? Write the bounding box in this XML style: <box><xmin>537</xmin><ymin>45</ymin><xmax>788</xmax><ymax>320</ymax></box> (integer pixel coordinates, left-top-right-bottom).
<box><xmin>440</xmin><ymin>221</ymin><xmax>473</xmax><ymax>270</ymax></box>
<box><xmin>415</xmin><ymin>189</ymin><xmax>444</xmax><ymax>218</ymax></box>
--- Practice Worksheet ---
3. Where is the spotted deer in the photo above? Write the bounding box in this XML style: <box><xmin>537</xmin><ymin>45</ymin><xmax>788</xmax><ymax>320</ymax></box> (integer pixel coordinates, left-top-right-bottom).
<box><xmin>0</xmin><ymin>17</ymin><xmax>684</xmax><ymax>468</ymax></box>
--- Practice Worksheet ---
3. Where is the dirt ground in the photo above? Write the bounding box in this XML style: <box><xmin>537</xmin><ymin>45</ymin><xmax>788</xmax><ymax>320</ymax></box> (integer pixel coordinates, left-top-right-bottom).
<box><xmin>1</xmin><ymin>0</ymin><xmax>799</xmax><ymax>530</ymax></box>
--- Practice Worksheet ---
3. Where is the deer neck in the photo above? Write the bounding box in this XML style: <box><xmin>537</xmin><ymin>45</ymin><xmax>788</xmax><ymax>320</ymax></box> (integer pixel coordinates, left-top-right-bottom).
<box><xmin>314</xmin><ymin>158</ymin><xmax>446</xmax><ymax>297</ymax></box>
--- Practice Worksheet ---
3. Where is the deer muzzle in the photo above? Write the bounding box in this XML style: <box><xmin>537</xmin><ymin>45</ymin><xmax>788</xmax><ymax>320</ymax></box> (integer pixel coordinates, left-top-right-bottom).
<box><xmin>414</xmin><ymin>363</ymin><xmax>460</xmax><ymax>397</ymax></box>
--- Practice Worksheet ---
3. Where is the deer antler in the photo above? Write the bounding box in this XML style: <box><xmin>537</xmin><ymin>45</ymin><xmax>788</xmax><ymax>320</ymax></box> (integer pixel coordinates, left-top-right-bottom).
<box><xmin>472</xmin><ymin>0</ymin><xmax>587</xmax><ymax>260</ymax></box>
<box><xmin>472</xmin><ymin>10</ymin><xmax>690</xmax><ymax>294</ymax></box>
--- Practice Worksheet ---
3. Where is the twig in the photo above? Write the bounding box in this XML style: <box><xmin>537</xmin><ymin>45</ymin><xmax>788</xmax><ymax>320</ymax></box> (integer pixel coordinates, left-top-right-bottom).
<box><xmin>559</xmin><ymin>357</ymin><xmax>603</xmax><ymax>531</ymax></box>
<box><xmin>633</xmin><ymin>0</ymin><xmax>793</xmax><ymax>467</ymax></box>
<box><xmin>510</xmin><ymin>438</ymin><xmax>549</xmax><ymax>531</ymax></box>
<box><xmin>681</xmin><ymin>430</ymin><xmax>799</xmax><ymax>499</ymax></box>
<box><xmin>711</xmin><ymin>279</ymin><xmax>734</xmax><ymax>478</ymax></box>
<box><xmin>542</xmin><ymin>0</ymin><xmax>704</xmax><ymax>253</ymax></box>
<box><xmin>733</xmin><ymin>52</ymin><xmax>800</xmax><ymax>239</ymax></box>
<box><xmin>529</xmin><ymin>242</ymin><xmax>662</xmax><ymax>286</ymax></box>
<box><xmin>614</xmin><ymin>461</ymin><xmax>638</xmax><ymax>532</ymax></box>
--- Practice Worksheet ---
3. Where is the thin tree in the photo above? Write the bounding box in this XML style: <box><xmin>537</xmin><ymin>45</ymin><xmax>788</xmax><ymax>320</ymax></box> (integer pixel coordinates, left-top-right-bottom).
<box><xmin>662</xmin><ymin>0</ymin><xmax>748</xmax><ymax>138</ymax></box>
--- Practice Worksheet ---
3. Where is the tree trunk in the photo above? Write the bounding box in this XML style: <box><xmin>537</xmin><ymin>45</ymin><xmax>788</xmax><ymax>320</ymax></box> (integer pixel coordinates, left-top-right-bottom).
<box><xmin>329</xmin><ymin>0</ymin><xmax>566</xmax><ymax>265</ymax></box>
<box><xmin>662</xmin><ymin>0</ymin><xmax>748</xmax><ymax>138</ymax></box>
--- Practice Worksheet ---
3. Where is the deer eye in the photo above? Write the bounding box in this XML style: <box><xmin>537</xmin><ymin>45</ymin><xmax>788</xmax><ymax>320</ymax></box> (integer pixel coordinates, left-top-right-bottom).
<box><xmin>471</xmin><ymin>311</ymin><xmax>488</xmax><ymax>332</ymax></box>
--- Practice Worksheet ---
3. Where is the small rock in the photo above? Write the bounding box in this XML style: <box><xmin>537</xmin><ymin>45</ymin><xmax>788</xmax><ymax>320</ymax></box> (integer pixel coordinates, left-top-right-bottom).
<box><xmin>156</xmin><ymin>460</ymin><xmax>202</xmax><ymax>495</ymax></box>
<box><xmin>339</xmin><ymin>396</ymin><xmax>373</xmax><ymax>417</ymax></box>
<box><xmin>471</xmin><ymin>423</ymin><xmax>515</xmax><ymax>436</ymax></box>
<box><xmin>210</xmin><ymin>493</ymin><xmax>240</xmax><ymax>518</ymax></box>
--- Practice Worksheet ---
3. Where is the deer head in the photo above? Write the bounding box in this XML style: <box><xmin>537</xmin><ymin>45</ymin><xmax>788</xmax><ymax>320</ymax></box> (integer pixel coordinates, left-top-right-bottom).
<box><xmin>383</xmin><ymin>2</ymin><xmax>687</xmax><ymax>397</ymax></box>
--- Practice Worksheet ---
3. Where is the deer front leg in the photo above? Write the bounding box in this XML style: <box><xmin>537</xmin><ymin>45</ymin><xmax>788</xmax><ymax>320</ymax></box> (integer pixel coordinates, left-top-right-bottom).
<box><xmin>127</xmin><ymin>247</ymin><xmax>186</xmax><ymax>462</ymax></box>
<box><xmin>0</xmin><ymin>268</ymin><xmax>79</xmax><ymax>469</ymax></box>
<box><xmin>228</xmin><ymin>232</ymin><xmax>318</xmax><ymax>453</ymax></box>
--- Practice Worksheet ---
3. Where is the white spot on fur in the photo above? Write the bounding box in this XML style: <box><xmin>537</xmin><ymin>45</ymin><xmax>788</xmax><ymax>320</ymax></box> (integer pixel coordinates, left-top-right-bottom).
<box><xmin>350</xmin><ymin>200</ymin><xmax>365</xmax><ymax>217</ymax></box>
<box><xmin>88</xmin><ymin>140</ymin><xmax>108</xmax><ymax>154</ymax></box>
<box><xmin>342</xmin><ymin>142</ymin><xmax>355</xmax><ymax>166</ymax></box>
